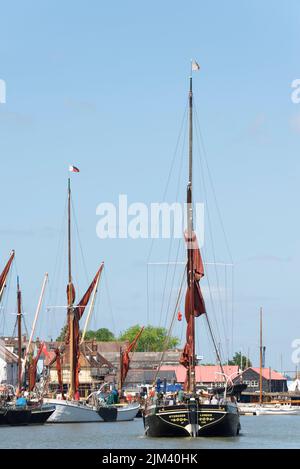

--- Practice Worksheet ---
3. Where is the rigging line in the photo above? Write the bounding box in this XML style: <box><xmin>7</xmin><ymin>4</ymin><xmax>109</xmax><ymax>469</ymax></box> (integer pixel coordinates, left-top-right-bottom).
<box><xmin>71</xmin><ymin>197</ymin><xmax>90</xmax><ymax>286</ymax></box>
<box><xmin>51</xmin><ymin>234</ymin><xmax>67</xmax><ymax>340</ymax></box>
<box><xmin>146</xmin><ymin>100</ymin><xmax>188</xmax><ymax>264</ymax></box>
<box><xmin>48</xmin><ymin>193</ymin><xmax>68</xmax><ymax>335</ymax></box>
<box><xmin>51</xmin><ymin>194</ymin><xmax>68</xmax><ymax>286</ymax></box>
<box><xmin>160</xmin><ymin>106</ymin><xmax>188</xmax><ymax>326</ymax></box>
<box><xmin>201</xmin><ymin>264</ymin><xmax>222</xmax><ymax>358</ymax></box>
<box><xmin>158</xmin><ymin>111</ymin><xmax>188</xmax><ymax>327</ymax></box>
<box><xmin>103</xmin><ymin>268</ymin><xmax>116</xmax><ymax>337</ymax></box>
<box><xmin>203</xmin><ymin>318</ymin><xmax>218</xmax><ymax>364</ymax></box>
<box><xmin>194</xmin><ymin>117</ymin><xmax>228</xmax><ymax>350</ymax></box>
<box><xmin>194</xmin><ymin>105</ymin><xmax>233</xmax><ymax>264</ymax></box>
<box><xmin>231</xmin><ymin>264</ymin><xmax>234</xmax><ymax>358</ymax></box>
<box><xmin>146</xmin><ymin>263</ymin><xmax>149</xmax><ymax>325</ymax></box>
<box><xmin>0</xmin><ymin>262</ymin><xmax>13</xmax><ymax>335</ymax></box>
<box><xmin>204</xmin><ymin>311</ymin><xmax>224</xmax><ymax>375</ymax></box>
<box><xmin>163</xmin><ymin>238</ymin><xmax>183</xmax><ymax>331</ymax></box>
<box><xmin>225</xmin><ymin>264</ymin><xmax>228</xmax><ymax>363</ymax></box>
<box><xmin>190</xmin><ymin>176</ymin><xmax>222</xmax><ymax>349</ymax></box>
<box><xmin>152</xmin><ymin>266</ymin><xmax>186</xmax><ymax>386</ymax></box>
<box><xmin>158</xmin><ymin>236</ymin><xmax>173</xmax><ymax>328</ymax></box>
<box><xmin>46</xmin><ymin>277</ymin><xmax>59</xmax><ymax>340</ymax></box>
<box><xmin>22</xmin><ymin>313</ymin><xmax>29</xmax><ymax>339</ymax></box>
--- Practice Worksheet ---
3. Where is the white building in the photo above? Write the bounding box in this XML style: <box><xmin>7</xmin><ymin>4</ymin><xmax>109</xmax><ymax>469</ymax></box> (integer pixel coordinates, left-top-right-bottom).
<box><xmin>0</xmin><ymin>340</ymin><xmax>18</xmax><ymax>386</ymax></box>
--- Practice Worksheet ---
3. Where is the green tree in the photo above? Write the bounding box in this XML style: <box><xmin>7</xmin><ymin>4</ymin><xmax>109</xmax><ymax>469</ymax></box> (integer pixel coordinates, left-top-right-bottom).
<box><xmin>85</xmin><ymin>328</ymin><xmax>115</xmax><ymax>341</ymax></box>
<box><xmin>56</xmin><ymin>324</ymin><xmax>68</xmax><ymax>341</ymax></box>
<box><xmin>118</xmin><ymin>324</ymin><xmax>179</xmax><ymax>352</ymax></box>
<box><xmin>228</xmin><ymin>352</ymin><xmax>252</xmax><ymax>370</ymax></box>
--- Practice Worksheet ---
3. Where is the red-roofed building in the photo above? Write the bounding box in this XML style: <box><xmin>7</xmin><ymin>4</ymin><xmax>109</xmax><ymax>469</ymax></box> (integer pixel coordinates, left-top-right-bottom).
<box><xmin>233</xmin><ymin>367</ymin><xmax>287</xmax><ymax>393</ymax></box>
<box><xmin>160</xmin><ymin>365</ymin><xmax>240</xmax><ymax>388</ymax></box>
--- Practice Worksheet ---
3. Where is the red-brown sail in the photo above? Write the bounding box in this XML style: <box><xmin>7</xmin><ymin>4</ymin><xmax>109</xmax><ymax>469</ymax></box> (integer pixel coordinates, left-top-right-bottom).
<box><xmin>120</xmin><ymin>326</ymin><xmax>144</xmax><ymax>389</ymax></box>
<box><xmin>180</xmin><ymin>231</ymin><xmax>206</xmax><ymax>372</ymax></box>
<box><xmin>28</xmin><ymin>342</ymin><xmax>47</xmax><ymax>392</ymax></box>
<box><xmin>46</xmin><ymin>346</ymin><xmax>65</xmax><ymax>398</ymax></box>
<box><xmin>66</xmin><ymin>264</ymin><xmax>104</xmax><ymax>398</ymax></box>
<box><xmin>0</xmin><ymin>251</ymin><xmax>15</xmax><ymax>300</ymax></box>
<box><xmin>54</xmin><ymin>348</ymin><xmax>65</xmax><ymax>398</ymax></box>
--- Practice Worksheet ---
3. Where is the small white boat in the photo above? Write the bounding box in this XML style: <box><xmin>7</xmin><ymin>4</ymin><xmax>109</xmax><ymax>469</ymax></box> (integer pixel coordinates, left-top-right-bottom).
<box><xmin>255</xmin><ymin>404</ymin><xmax>300</xmax><ymax>415</ymax></box>
<box><xmin>116</xmin><ymin>402</ymin><xmax>140</xmax><ymax>421</ymax></box>
<box><xmin>238</xmin><ymin>403</ymin><xmax>300</xmax><ymax>416</ymax></box>
<box><xmin>45</xmin><ymin>398</ymin><xmax>117</xmax><ymax>423</ymax></box>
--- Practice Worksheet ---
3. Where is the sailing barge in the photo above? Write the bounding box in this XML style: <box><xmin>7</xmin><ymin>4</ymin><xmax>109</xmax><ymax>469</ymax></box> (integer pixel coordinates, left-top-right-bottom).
<box><xmin>45</xmin><ymin>178</ymin><xmax>139</xmax><ymax>422</ymax></box>
<box><xmin>143</xmin><ymin>64</ymin><xmax>241</xmax><ymax>438</ymax></box>
<box><xmin>0</xmin><ymin>255</ymin><xmax>55</xmax><ymax>426</ymax></box>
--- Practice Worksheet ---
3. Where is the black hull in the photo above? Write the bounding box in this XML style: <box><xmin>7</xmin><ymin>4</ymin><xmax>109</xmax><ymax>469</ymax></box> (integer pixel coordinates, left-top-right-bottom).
<box><xmin>144</xmin><ymin>403</ymin><xmax>240</xmax><ymax>437</ymax></box>
<box><xmin>29</xmin><ymin>405</ymin><xmax>56</xmax><ymax>424</ymax></box>
<box><xmin>0</xmin><ymin>405</ymin><xmax>55</xmax><ymax>426</ymax></box>
<box><xmin>98</xmin><ymin>406</ymin><xmax>118</xmax><ymax>422</ymax></box>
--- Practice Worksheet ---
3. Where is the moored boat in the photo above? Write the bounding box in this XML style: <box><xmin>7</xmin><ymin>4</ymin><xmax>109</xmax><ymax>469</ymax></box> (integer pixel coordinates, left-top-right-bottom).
<box><xmin>144</xmin><ymin>399</ymin><xmax>240</xmax><ymax>437</ymax></box>
<box><xmin>0</xmin><ymin>266</ymin><xmax>55</xmax><ymax>426</ymax></box>
<box><xmin>143</xmin><ymin>61</ymin><xmax>241</xmax><ymax>438</ymax></box>
<box><xmin>116</xmin><ymin>402</ymin><xmax>140</xmax><ymax>421</ymax></box>
<box><xmin>45</xmin><ymin>398</ymin><xmax>117</xmax><ymax>423</ymax></box>
<box><xmin>0</xmin><ymin>403</ymin><xmax>55</xmax><ymax>426</ymax></box>
<box><xmin>42</xmin><ymin>176</ymin><xmax>117</xmax><ymax>423</ymax></box>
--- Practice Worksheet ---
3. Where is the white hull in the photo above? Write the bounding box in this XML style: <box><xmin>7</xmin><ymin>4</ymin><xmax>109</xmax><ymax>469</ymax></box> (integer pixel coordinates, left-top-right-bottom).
<box><xmin>45</xmin><ymin>399</ymin><xmax>104</xmax><ymax>423</ymax></box>
<box><xmin>255</xmin><ymin>406</ymin><xmax>300</xmax><ymax>416</ymax></box>
<box><xmin>116</xmin><ymin>403</ymin><xmax>140</xmax><ymax>421</ymax></box>
<box><xmin>238</xmin><ymin>403</ymin><xmax>300</xmax><ymax>416</ymax></box>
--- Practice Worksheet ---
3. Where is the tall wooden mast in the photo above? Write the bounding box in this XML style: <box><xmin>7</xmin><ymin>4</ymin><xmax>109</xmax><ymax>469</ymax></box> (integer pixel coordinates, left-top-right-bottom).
<box><xmin>259</xmin><ymin>307</ymin><xmax>263</xmax><ymax>405</ymax></box>
<box><xmin>187</xmin><ymin>74</ymin><xmax>196</xmax><ymax>394</ymax></box>
<box><xmin>67</xmin><ymin>178</ymin><xmax>75</xmax><ymax>399</ymax></box>
<box><xmin>17</xmin><ymin>276</ymin><xmax>22</xmax><ymax>393</ymax></box>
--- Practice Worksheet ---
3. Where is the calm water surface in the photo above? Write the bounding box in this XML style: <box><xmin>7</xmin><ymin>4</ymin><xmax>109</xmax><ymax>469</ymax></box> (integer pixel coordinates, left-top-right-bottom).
<box><xmin>0</xmin><ymin>416</ymin><xmax>300</xmax><ymax>449</ymax></box>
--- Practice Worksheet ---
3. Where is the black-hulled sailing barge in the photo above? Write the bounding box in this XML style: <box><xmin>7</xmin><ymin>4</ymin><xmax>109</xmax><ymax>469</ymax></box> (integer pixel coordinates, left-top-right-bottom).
<box><xmin>143</xmin><ymin>64</ymin><xmax>241</xmax><ymax>437</ymax></box>
<box><xmin>0</xmin><ymin>255</ymin><xmax>55</xmax><ymax>426</ymax></box>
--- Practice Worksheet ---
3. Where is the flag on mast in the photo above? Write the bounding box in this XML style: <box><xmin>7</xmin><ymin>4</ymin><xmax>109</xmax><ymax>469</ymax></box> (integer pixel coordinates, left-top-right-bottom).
<box><xmin>69</xmin><ymin>165</ymin><xmax>80</xmax><ymax>173</ymax></box>
<box><xmin>191</xmin><ymin>60</ymin><xmax>200</xmax><ymax>71</ymax></box>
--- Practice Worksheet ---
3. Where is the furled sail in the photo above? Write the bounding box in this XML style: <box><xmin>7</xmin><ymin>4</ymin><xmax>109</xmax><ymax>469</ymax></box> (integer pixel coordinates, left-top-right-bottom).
<box><xmin>120</xmin><ymin>326</ymin><xmax>144</xmax><ymax>389</ymax></box>
<box><xmin>54</xmin><ymin>348</ymin><xmax>64</xmax><ymax>398</ymax></box>
<box><xmin>180</xmin><ymin>231</ymin><xmax>206</xmax><ymax>371</ymax></box>
<box><xmin>0</xmin><ymin>250</ymin><xmax>15</xmax><ymax>302</ymax></box>
<box><xmin>66</xmin><ymin>264</ymin><xmax>104</xmax><ymax>398</ymax></box>
<box><xmin>28</xmin><ymin>342</ymin><xmax>48</xmax><ymax>392</ymax></box>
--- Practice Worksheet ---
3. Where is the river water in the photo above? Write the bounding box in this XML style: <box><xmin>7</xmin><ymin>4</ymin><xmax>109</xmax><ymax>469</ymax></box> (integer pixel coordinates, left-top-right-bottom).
<box><xmin>0</xmin><ymin>416</ymin><xmax>299</xmax><ymax>449</ymax></box>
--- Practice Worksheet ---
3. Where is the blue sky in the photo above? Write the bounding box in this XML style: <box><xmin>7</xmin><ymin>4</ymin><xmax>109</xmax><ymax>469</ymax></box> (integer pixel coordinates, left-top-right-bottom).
<box><xmin>0</xmin><ymin>1</ymin><xmax>300</xmax><ymax>373</ymax></box>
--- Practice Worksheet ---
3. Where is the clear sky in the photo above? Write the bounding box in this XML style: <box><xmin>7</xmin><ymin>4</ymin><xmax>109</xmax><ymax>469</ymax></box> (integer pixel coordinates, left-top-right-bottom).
<box><xmin>0</xmin><ymin>1</ymin><xmax>299</xmax><ymax>373</ymax></box>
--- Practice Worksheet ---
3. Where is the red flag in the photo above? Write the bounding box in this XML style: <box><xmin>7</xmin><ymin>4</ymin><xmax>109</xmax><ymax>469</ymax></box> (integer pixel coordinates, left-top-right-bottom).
<box><xmin>69</xmin><ymin>165</ymin><xmax>80</xmax><ymax>173</ymax></box>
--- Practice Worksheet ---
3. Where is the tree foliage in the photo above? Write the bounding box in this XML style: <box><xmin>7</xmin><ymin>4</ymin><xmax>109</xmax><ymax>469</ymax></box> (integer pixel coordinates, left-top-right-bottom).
<box><xmin>84</xmin><ymin>328</ymin><xmax>115</xmax><ymax>341</ymax></box>
<box><xmin>228</xmin><ymin>352</ymin><xmax>252</xmax><ymax>370</ymax></box>
<box><xmin>56</xmin><ymin>324</ymin><xmax>68</xmax><ymax>341</ymax></box>
<box><xmin>56</xmin><ymin>323</ymin><xmax>179</xmax><ymax>352</ymax></box>
<box><xmin>119</xmin><ymin>324</ymin><xmax>179</xmax><ymax>352</ymax></box>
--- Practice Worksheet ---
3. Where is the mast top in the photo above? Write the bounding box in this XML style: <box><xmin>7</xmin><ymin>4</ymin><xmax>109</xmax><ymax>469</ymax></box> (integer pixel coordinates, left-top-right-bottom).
<box><xmin>189</xmin><ymin>75</ymin><xmax>192</xmax><ymax>93</ymax></box>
